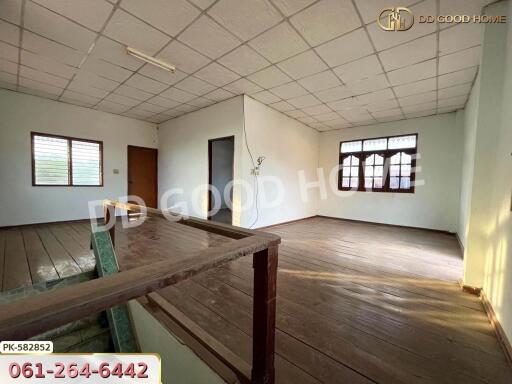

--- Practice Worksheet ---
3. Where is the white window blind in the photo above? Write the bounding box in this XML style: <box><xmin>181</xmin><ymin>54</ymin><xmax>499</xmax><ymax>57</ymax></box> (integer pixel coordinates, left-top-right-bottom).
<box><xmin>32</xmin><ymin>133</ymin><xmax>102</xmax><ymax>186</ymax></box>
<box><xmin>33</xmin><ymin>135</ymin><xmax>70</xmax><ymax>185</ymax></box>
<box><xmin>71</xmin><ymin>140</ymin><xmax>101</xmax><ymax>186</ymax></box>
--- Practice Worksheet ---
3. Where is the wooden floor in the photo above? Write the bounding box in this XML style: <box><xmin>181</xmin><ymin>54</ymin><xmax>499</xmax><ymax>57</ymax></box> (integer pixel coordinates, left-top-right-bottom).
<box><xmin>0</xmin><ymin>221</ymin><xmax>95</xmax><ymax>292</ymax></box>
<box><xmin>152</xmin><ymin>217</ymin><xmax>512</xmax><ymax>384</ymax></box>
<box><xmin>2</xmin><ymin>217</ymin><xmax>511</xmax><ymax>383</ymax></box>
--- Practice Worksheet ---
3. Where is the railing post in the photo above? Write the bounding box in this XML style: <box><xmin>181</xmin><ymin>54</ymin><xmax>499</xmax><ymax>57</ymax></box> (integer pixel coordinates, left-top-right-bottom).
<box><xmin>104</xmin><ymin>203</ymin><xmax>116</xmax><ymax>247</ymax></box>
<box><xmin>252</xmin><ymin>244</ymin><xmax>278</xmax><ymax>384</ymax></box>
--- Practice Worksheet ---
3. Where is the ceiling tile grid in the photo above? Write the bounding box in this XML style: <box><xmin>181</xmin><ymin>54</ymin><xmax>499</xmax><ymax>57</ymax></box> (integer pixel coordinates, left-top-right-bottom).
<box><xmin>0</xmin><ymin>0</ymin><xmax>486</xmax><ymax>130</ymax></box>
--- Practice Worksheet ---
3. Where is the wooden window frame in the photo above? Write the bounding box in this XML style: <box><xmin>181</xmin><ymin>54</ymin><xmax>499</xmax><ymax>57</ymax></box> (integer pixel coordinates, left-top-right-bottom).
<box><xmin>31</xmin><ymin>132</ymin><xmax>104</xmax><ymax>187</ymax></box>
<box><xmin>338</xmin><ymin>133</ymin><xmax>417</xmax><ymax>194</ymax></box>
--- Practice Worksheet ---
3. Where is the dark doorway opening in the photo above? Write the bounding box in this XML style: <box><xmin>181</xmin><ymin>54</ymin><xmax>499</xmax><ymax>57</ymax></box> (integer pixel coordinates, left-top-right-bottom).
<box><xmin>127</xmin><ymin>145</ymin><xmax>158</xmax><ymax>208</ymax></box>
<box><xmin>208</xmin><ymin>136</ymin><xmax>234</xmax><ymax>224</ymax></box>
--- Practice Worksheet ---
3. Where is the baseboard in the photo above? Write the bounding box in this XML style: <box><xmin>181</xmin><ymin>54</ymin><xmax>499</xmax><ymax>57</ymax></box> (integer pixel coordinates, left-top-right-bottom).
<box><xmin>0</xmin><ymin>217</ymin><xmax>91</xmax><ymax>229</ymax></box>
<box><xmin>316</xmin><ymin>215</ymin><xmax>455</xmax><ymax>236</ymax></box>
<box><xmin>257</xmin><ymin>216</ymin><xmax>317</xmax><ymax>230</ymax></box>
<box><xmin>480</xmin><ymin>290</ymin><xmax>512</xmax><ymax>367</ymax></box>
<box><xmin>258</xmin><ymin>215</ymin><xmax>457</xmax><ymax>235</ymax></box>
<box><xmin>457</xmin><ymin>279</ymin><xmax>482</xmax><ymax>296</ymax></box>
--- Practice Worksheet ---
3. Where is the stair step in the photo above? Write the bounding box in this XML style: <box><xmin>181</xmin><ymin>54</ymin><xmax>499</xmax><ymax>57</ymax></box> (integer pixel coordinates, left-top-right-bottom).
<box><xmin>0</xmin><ymin>271</ymin><xmax>97</xmax><ymax>305</ymax></box>
<box><xmin>1</xmin><ymin>270</ymin><xmax>115</xmax><ymax>353</ymax></box>
<box><xmin>30</xmin><ymin>312</ymin><xmax>106</xmax><ymax>343</ymax></box>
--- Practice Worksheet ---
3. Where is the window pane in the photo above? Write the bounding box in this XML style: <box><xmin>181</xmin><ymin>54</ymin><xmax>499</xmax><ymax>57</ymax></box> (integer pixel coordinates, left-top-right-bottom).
<box><xmin>33</xmin><ymin>135</ymin><xmax>69</xmax><ymax>185</ymax></box>
<box><xmin>341</xmin><ymin>141</ymin><xmax>362</xmax><ymax>153</ymax></box>
<box><xmin>366</xmin><ymin>154</ymin><xmax>374</xmax><ymax>165</ymax></box>
<box><xmin>363</xmin><ymin>137</ymin><xmax>387</xmax><ymax>151</ymax></box>
<box><xmin>365</xmin><ymin>166</ymin><xmax>374</xmax><ymax>177</ymax></box>
<box><xmin>343</xmin><ymin>157</ymin><xmax>351</xmax><ymax>166</ymax></box>
<box><xmin>71</xmin><ymin>140</ymin><xmax>101</xmax><ymax>186</ymax></box>
<box><xmin>351</xmin><ymin>156</ymin><xmax>359</xmax><ymax>166</ymax></box>
<box><xmin>390</xmin><ymin>177</ymin><xmax>399</xmax><ymax>189</ymax></box>
<box><xmin>390</xmin><ymin>153</ymin><xmax>401</xmax><ymax>164</ymax></box>
<box><xmin>400</xmin><ymin>177</ymin><xmax>411</xmax><ymax>189</ymax></box>
<box><xmin>388</xmin><ymin>135</ymin><xmax>416</xmax><ymax>149</ymax></box>
<box><xmin>365</xmin><ymin>178</ymin><xmax>373</xmax><ymax>188</ymax></box>
<box><xmin>343</xmin><ymin>167</ymin><xmax>351</xmax><ymax>177</ymax></box>
<box><xmin>401</xmin><ymin>153</ymin><xmax>412</xmax><ymax>164</ymax></box>
<box><xmin>375</xmin><ymin>154</ymin><xmax>384</xmax><ymax>165</ymax></box>
<box><xmin>342</xmin><ymin>177</ymin><xmax>349</xmax><ymax>187</ymax></box>
<box><xmin>351</xmin><ymin>166</ymin><xmax>359</xmax><ymax>177</ymax></box>
<box><xmin>401</xmin><ymin>164</ymin><xmax>411</xmax><ymax>177</ymax></box>
<box><xmin>390</xmin><ymin>165</ymin><xmax>400</xmax><ymax>177</ymax></box>
<box><xmin>350</xmin><ymin>177</ymin><xmax>358</xmax><ymax>187</ymax></box>
<box><xmin>374</xmin><ymin>178</ymin><xmax>383</xmax><ymax>188</ymax></box>
<box><xmin>374</xmin><ymin>166</ymin><xmax>383</xmax><ymax>177</ymax></box>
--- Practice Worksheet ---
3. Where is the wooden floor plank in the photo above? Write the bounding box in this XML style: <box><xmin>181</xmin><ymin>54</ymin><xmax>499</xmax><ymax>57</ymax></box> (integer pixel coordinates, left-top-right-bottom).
<box><xmin>208</xmin><ymin>263</ymin><xmax>511</xmax><ymax>383</ymax></box>
<box><xmin>158</xmin><ymin>285</ymin><xmax>321</xmax><ymax>384</ymax></box>
<box><xmin>178</xmin><ymin>278</ymin><xmax>375</xmax><ymax>384</ymax></box>
<box><xmin>21</xmin><ymin>227</ymin><xmax>59</xmax><ymax>284</ymax></box>
<box><xmin>219</xmin><ymin>255</ymin><xmax>502</xmax><ymax>358</ymax></box>
<box><xmin>48</xmin><ymin>224</ymin><xmax>95</xmax><ymax>272</ymax></box>
<box><xmin>58</xmin><ymin>222</ymin><xmax>91</xmax><ymax>250</ymax></box>
<box><xmin>35</xmin><ymin>226</ymin><xmax>83</xmax><ymax>278</ymax></box>
<box><xmin>3</xmin><ymin>229</ymin><xmax>31</xmax><ymax>291</ymax></box>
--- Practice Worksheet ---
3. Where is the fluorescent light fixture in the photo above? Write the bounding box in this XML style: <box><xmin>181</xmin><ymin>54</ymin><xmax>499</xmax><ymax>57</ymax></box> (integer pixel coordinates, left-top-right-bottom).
<box><xmin>126</xmin><ymin>47</ymin><xmax>176</xmax><ymax>73</ymax></box>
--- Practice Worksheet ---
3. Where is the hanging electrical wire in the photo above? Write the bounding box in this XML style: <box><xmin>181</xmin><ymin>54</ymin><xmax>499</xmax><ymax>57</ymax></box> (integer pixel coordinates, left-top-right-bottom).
<box><xmin>242</xmin><ymin>101</ymin><xmax>259</xmax><ymax>229</ymax></box>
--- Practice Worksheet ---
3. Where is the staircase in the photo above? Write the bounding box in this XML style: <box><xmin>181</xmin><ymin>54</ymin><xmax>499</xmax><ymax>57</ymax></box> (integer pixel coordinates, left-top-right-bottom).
<box><xmin>0</xmin><ymin>271</ymin><xmax>113</xmax><ymax>353</ymax></box>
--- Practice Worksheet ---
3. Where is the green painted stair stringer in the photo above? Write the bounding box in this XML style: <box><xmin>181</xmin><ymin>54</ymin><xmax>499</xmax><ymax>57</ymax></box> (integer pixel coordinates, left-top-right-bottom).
<box><xmin>91</xmin><ymin>227</ymin><xmax>139</xmax><ymax>353</ymax></box>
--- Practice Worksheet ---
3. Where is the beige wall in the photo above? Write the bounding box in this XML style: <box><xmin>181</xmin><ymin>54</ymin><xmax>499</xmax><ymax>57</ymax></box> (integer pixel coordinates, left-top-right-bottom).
<box><xmin>460</xmin><ymin>0</ymin><xmax>512</xmax><ymax>344</ymax></box>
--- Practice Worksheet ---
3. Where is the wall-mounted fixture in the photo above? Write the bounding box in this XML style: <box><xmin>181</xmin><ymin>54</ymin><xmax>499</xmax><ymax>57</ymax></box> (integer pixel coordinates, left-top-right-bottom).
<box><xmin>251</xmin><ymin>156</ymin><xmax>266</xmax><ymax>176</ymax></box>
<box><xmin>126</xmin><ymin>47</ymin><xmax>176</xmax><ymax>73</ymax></box>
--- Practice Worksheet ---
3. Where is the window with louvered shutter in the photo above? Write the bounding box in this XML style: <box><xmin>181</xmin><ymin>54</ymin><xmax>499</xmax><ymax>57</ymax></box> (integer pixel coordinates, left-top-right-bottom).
<box><xmin>71</xmin><ymin>140</ymin><xmax>101</xmax><ymax>186</ymax></box>
<box><xmin>32</xmin><ymin>133</ymin><xmax>103</xmax><ymax>187</ymax></box>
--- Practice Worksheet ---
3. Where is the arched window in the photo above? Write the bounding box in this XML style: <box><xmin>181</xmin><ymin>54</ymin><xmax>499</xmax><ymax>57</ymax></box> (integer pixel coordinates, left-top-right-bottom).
<box><xmin>339</xmin><ymin>154</ymin><xmax>360</xmax><ymax>190</ymax></box>
<box><xmin>338</xmin><ymin>134</ymin><xmax>417</xmax><ymax>193</ymax></box>
<box><xmin>364</xmin><ymin>153</ymin><xmax>385</xmax><ymax>190</ymax></box>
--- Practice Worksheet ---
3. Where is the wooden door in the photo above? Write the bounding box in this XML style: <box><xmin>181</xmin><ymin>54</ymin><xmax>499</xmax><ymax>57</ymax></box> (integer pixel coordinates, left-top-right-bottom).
<box><xmin>127</xmin><ymin>146</ymin><xmax>158</xmax><ymax>208</ymax></box>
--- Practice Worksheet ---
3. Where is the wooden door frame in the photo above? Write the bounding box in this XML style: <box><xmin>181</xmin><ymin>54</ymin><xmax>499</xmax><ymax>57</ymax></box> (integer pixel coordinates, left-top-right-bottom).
<box><xmin>207</xmin><ymin>136</ymin><xmax>235</xmax><ymax>220</ymax></box>
<box><xmin>127</xmin><ymin>145</ymin><xmax>158</xmax><ymax>208</ymax></box>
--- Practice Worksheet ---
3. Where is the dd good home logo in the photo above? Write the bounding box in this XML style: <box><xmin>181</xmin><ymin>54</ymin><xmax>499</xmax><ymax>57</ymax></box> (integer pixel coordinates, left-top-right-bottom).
<box><xmin>378</xmin><ymin>7</ymin><xmax>414</xmax><ymax>31</ymax></box>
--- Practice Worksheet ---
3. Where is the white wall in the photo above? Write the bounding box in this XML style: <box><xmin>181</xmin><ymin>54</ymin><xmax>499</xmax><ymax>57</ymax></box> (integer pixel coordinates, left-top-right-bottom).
<box><xmin>460</xmin><ymin>0</ymin><xmax>512</xmax><ymax>342</ymax></box>
<box><xmin>157</xmin><ymin>95</ymin><xmax>319</xmax><ymax>228</ymax></box>
<box><xmin>158</xmin><ymin>96</ymin><xmax>244</xmax><ymax>222</ymax></box>
<box><xmin>242</xmin><ymin>96</ymin><xmax>319</xmax><ymax>228</ymax></box>
<box><xmin>318</xmin><ymin>113</ymin><xmax>463</xmax><ymax>232</ymax></box>
<box><xmin>0</xmin><ymin>89</ymin><xmax>157</xmax><ymax>226</ymax></box>
<box><xmin>457</xmin><ymin>74</ymin><xmax>480</xmax><ymax>247</ymax></box>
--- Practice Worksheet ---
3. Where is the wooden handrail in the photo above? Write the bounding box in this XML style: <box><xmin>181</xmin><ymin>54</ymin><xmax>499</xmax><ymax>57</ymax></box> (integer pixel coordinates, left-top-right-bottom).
<box><xmin>102</xmin><ymin>199</ymin><xmax>268</xmax><ymax>240</ymax></box>
<box><xmin>0</xmin><ymin>201</ymin><xmax>280</xmax><ymax>384</ymax></box>
<box><xmin>103</xmin><ymin>201</ymin><xmax>280</xmax><ymax>383</ymax></box>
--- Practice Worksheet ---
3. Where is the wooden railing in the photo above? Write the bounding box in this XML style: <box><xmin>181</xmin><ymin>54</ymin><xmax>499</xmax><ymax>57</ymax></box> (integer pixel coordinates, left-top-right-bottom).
<box><xmin>0</xmin><ymin>201</ymin><xmax>280</xmax><ymax>384</ymax></box>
